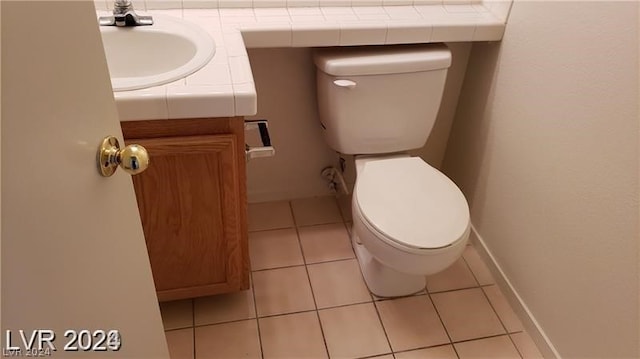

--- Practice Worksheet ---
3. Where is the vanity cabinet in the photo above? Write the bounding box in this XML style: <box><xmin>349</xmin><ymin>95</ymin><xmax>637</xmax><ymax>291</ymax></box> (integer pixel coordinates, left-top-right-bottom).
<box><xmin>121</xmin><ymin>117</ymin><xmax>249</xmax><ymax>302</ymax></box>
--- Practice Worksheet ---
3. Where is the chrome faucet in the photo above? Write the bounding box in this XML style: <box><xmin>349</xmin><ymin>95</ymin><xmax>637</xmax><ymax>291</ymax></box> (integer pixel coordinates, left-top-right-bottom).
<box><xmin>99</xmin><ymin>0</ymin><xmax>153</xmax><ymax>27</ymax></box>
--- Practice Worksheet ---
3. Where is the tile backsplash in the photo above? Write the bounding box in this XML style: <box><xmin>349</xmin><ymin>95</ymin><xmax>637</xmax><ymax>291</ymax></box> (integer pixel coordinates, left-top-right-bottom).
<box><xmin>95</xmin><ymin>0</ymin><xmax>484</xmax><ymax>10</ymax></box>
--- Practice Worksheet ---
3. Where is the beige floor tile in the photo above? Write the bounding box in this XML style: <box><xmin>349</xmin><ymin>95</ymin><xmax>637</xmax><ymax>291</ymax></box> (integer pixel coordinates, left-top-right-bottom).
<box><xmin>165</xmin><ymin>328</ymin><xmax>194</xmax><ymax>359</ymax></box>
<box><xmin>160</xmin><ymin>299</ymin><xmax>193</xmax><ymax>330</ymax></box>
<box><xmin>299</xmin><ymin>223</ymin><xmax>355</xmax><ymax>264</ymax></box>
<box><xmin>375</xmin><ymin>296</ymin><xmax>450</xmax><ymax>352</ymax></box>
<box><xmin>259</xmin><ymin>311</ymin><xmax>328</xmax><ymax>359</ymax></box>
<box><xmin>511</xmin><ymin>331</ymin><xmax>544</xmax><ymax>358</ymax></box>
<box><xmin>370</xmin><ymin>356</ymin><xmax>394</xmax><ymax>359</ymax></box>
<box><xmin>194</xmin><ymin>290</ymin><xmax>255</xmax><ymax>326</ymax></box>
<box><xmin>426</xmin><ymin>258</ymin><xmax>479</xmax><ymax>293</ymax></box>
<box><xmin>483</xmin><ymin>285</ymin><xmax>524</xmax><ymax>333</ymax></box>
<box><xmin>248</xmin><ymin>201</ymin><xmax>294</xmax><ymax>232</ymax></box>
<box><xmin>308</xmin><ymin>259</ymin><xmax>371</xmax><ymax>309</ymax></box>
<box><xmin>252</xmin><ymin>266</ymin><xmax>316</xmax><ymax>316</ymax></box>
<box><xmin>249</xmin><ymin>228</ymin><xmax>304</xmax><ymax>270</ymax></box>
<box><xmin>394</xmin><ymin>345</ymin><xmax>458</xmax><ymax>359</ymax></box>
<box><xmin>195</xmin><ymin>320</ymin><xmax>261</xmax><ymax>359</ymax></box>
<box><xmin>462</xmin><ymin>245</ymin><xmax>495</xmax><ymax>285</ymax></box>
<box><xmin>431</xmin><ymin>288</ymin><xmax>505</xmax><ymax>342</ymax></box>
<box><xmin>319</xmin><ymin>303</ymin><xmax>391</xmax><ymax>358</ymax></box>
<box><xmin>454</xmin><ymin>335</ymin><xmax>520</xmax><ymax>358</ymax></box>
<box><xmin>291</xmin><ymin>196</ymin><xmax>343</xmax><ymax>226</ymax></box>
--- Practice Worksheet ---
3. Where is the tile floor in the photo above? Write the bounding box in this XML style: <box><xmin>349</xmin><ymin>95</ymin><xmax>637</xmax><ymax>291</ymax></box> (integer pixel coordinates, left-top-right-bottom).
<box><xmin>161</xmin><ymin>196</ymin><xmax>544</xmax><ymax>359</ymax></box>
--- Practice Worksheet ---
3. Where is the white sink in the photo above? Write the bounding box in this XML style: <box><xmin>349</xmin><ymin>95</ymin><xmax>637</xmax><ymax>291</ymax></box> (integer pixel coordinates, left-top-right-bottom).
<box><xmin>101</xmin><ymin>14</ymin><xmax>215</xmax><ymax>91</ymax></box>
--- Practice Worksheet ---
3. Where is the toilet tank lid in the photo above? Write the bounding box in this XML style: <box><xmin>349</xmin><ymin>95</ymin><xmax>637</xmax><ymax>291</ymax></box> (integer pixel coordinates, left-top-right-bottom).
<box><xmin>314</xmin><ymin>44</ymin><xmax>452</xmax><ymax>76</ymax></box>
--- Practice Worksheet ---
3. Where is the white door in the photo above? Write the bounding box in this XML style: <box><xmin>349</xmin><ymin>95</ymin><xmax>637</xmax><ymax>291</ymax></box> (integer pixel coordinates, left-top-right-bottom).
<box><xmin>2</xmin><ymin>1</ymin><xmax>168</xmax><ymax>357</ymax></box>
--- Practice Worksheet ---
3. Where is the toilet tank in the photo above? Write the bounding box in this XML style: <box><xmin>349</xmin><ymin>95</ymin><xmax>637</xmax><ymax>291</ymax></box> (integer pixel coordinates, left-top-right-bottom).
<box><xmin>314</xmin><ymin>44</ymin><xmax>451</xmax><ymax>155</ymax></box>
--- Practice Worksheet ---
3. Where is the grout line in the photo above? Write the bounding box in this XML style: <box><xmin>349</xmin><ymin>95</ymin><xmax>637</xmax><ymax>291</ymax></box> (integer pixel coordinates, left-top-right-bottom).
<box><xmin>424</xmin><ymin>284</ymin><xmax>480</xmax><ymax>295</ymax></box>
<box><xmin>392</xmin><ymin>343</ymin><xmax>454</xmax><ymax>356</ymax></box>
<box><xmin>249</xmin><ymin>270</ymin><xmax>265</xmax><ymax>359</ymax></box>
<box><xmin>305</xmin><ymin>256</ymin><xmax>358</xmax><ymax>267</ymax></box>
<box><xmin>297</xmin><ymin>220</ymin><xmax>346</xmax><ymax>229</ymax></box>
<box><xmin>507</xmin><ymin>331</ymin><xmax>527</xmax><ymax>359</ymax></box>
<box><xmin>256</xmin><ymin>298</ymin><xmax>374</xmax><ymax>319</ymax></box>
<box><xmin>356</xmin><ymin>353</ymin><xmax>394</xmax><ymax>359</ymax></box>
<box><xmin>252</xmin><ymin>263</ymin><xmax>307</xmax><ymax>272</ymax></box>
<box><xmin>189</xmin><ymin>309</ymin><xmax>313</xmax><ymax>329</ymax></box>
<box><xmin>426</xmin><ymin>291</ymin><xmax>459</xmax><ymax>358</ymax></box>
<box><xmin>247</xmin><ymin>225</ymin><xmax>296</xmax><ymax>233</ymax></box>
<box><xmin>389</xmin><ymin>332</ymin><xmax>526</xmax><ymax>357</ymax></box>
<box><xmin>371</xmin><ymin>299</ymin><xmax>394</xmax><ymax>356</ymax></box>
<box><xmin>449</xmin><ymin>332</ymin><xmax>520</xmax><ymax>346</ymax></box>
<box><xmin>480</xmin><ymin>287</ymin><xmax>515</xmax><ymax>338</ymax></box>
<box><xmin>370</xmin><ymin>291</ymin><xmax>428</xmax><ymax>303</ymax></box>
<box><xmin>315</xmin><ymin>296</ymin><xmax>374</xmax><ymax>310</ymax></box>
<box><xmin>460</xmin><ymin>248</ymin><xmax>487</xmax><ymax>287</ymax></box>
<box><xmin>479</xmin><ymin>285</ymin><xmax>510</xmax><ymax>331</ymax></box>
<box><xmin>459</xmin><ymin>252</ymin><xmax>481</xmax><ymax>287</ymax></box>
<box><xmin>247</xmin><ymin>219</ymin><xmax>347</xmax><ymax>234</ymax></box>
<box><xmin>251</xmin><ymin>256</ymin><xmax>356</xmax><ymax>273</ymax></box>
<box><xmin>288</xmin><ymin>200</ymin><xmax>332</xmax><ymax>359</ymax></box>
<box><xmin>478</xmin><ymin>285</ymin><xmax>524</xmax><ymax>357</ymax></box>
<box><xmin>369</xmin><ymin>283</ymin><xmax>495</xmax><ymax>299</ymax></box>
<box><xmin>164</xmin><ymin>326</ymin><xmax>196</xmax><ymax>333</ymax></box>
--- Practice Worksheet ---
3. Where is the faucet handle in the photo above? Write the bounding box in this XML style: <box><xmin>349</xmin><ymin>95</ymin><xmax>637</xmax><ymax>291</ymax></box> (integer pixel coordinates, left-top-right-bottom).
<box><xmin>133</xmin><ymin>14</ymin><xmax>153</xmax><ymax>26</ymax></box>
<box><xmin>99</xmin><ymin>0</ymin><xmax>153</xmax><ymax>27</ymax></box>
<box><xmin>114</xmin><ymin>13</ymin><xmax>153</xmax><ymax>27</ymax></box>
<box><xmin>98</xmin><ymin>15</ymin><xmax>116</xmax><ymax>26</ymax></box>
<box><xmin>99</xmin><ymin>13</ymin><xmax>153</xmax><ymax>27</ymax></box>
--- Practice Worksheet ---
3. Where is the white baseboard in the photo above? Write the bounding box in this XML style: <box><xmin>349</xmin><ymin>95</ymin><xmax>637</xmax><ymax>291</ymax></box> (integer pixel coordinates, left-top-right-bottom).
<box><xmin>469</xmin><ymin>224</ymin><xmax>561</xmax><ymax>359</ymax></box>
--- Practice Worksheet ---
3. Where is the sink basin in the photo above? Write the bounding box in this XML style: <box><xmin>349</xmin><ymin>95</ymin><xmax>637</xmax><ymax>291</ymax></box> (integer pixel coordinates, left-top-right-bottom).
<box><xmin>100</xmin><ymin>14</ymin><xmax>215</xmax><ymax>91</ymax></box>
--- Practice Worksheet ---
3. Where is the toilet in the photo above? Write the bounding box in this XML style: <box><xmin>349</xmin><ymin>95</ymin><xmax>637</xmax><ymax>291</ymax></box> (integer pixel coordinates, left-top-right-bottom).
<box><xmin>314</xmin><ymin>44</ymin><xmax>471</xmax><ymax>297</ymax></box>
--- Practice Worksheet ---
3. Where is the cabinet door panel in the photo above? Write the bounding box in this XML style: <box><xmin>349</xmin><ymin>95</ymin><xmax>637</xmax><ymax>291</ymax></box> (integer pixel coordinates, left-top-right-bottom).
<box><xmin>128</xmin><ymin>135</ymin><xmax>246</xmax><ymax>300</ymax></box>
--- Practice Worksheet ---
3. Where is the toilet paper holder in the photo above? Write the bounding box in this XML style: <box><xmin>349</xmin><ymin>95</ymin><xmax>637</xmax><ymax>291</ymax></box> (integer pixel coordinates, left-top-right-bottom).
<box><xmin>245</xmin><ymin>119</ymin><xmax>275</xmax><ymax>161</ymax></box>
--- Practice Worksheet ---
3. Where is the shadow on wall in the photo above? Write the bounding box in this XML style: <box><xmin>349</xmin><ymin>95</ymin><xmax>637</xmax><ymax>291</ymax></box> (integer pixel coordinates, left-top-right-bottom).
<box><xmin>442</xmin><ymin>41</ymin><xmax>503</xmax><ymax>222</ymax></box>
<box><xmin>245</xmin><ymin>47</ymin><xmax>340</xmax><ymax>202</ymax></box>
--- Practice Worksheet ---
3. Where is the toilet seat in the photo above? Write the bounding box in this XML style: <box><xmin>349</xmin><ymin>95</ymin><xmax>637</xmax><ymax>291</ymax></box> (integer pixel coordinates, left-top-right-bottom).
<box><xmin>355</xmin><ymin>157</ymin><xmax>470</xmax><ymax>252</ymax></box>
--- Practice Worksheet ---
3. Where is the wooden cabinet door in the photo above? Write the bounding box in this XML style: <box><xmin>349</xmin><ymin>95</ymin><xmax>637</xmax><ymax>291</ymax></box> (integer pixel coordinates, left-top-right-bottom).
<box><xmin>128</xmin><ymin>134</ymin><xmax>249</xmax><ymax>301</ymax></box>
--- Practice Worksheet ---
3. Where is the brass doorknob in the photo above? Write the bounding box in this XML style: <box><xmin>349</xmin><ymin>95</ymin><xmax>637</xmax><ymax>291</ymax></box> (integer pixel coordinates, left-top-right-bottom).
<box><xmin>98</xmin><ymin>136</ymin><xmax>150</xmax><ymax>177</ymax></box>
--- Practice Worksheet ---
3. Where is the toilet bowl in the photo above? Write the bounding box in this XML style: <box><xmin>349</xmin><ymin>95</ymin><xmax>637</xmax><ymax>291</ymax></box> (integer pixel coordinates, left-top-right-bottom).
<box><xmin>313</xmin><ymin>44</ymin><xmax>471</xmax><ymax>297</ymax></box>
<box><xmin>350</xmin><ymin>155</ymin><xmax>470</xmax><ymax>297</ymax></box>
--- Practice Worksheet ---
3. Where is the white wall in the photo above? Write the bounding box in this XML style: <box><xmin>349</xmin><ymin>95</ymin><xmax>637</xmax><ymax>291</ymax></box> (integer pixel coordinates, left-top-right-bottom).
<box><xmin>246</xmin><ymin>43</ymin><xmax>471</xmax><ymax>202</ymax></box>
<box><xmin>443</xmin><ymin>2</ymin><xmax>639</xmax><ymax>357</ymax></box>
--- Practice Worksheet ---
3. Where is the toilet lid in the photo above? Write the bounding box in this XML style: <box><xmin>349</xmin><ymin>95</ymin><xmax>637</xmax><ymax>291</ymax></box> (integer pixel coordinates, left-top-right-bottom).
<box><xmin>355</xmin><ymin>157</ymin><xmax>470</xmax><ymax>250</ymax></box>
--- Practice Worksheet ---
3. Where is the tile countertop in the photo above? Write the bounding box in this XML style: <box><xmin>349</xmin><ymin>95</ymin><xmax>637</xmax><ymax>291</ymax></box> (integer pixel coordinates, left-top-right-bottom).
<box><xmin>108</xmin><ymin>4</ymin><xmax>505</xmax><ymax>121</ymax></box>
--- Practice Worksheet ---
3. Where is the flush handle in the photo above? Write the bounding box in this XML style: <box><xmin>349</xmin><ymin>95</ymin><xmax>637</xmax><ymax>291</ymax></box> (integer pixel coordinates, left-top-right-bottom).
<box><xmin>333</xmin><ymin>79</ymin><xmax>357</xmax><ymax>89</ymax></box>
<box><xmin>97</xmin><ymin>136</ymin><xmax>150</xmax><ymax>177</ymax></box>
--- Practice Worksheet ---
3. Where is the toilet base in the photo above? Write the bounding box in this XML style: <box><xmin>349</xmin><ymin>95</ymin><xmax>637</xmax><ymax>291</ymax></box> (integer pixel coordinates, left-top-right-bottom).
<box><xmin>352</xmin><ymin>232</ymin><xmax>426</xmax><ymax>297</ymax></box>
